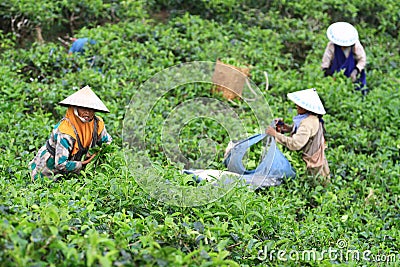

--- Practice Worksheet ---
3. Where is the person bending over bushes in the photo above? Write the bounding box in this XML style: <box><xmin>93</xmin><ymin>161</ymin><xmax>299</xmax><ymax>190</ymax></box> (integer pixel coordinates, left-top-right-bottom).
<box><xmin>265</xmin><ymin>88</ymin><xmax>330</xmax><ymax>186</ymax></box>
<box><xmin>321</xmin><ymin>22</ymin><xmax>367</xmax><ymax>94</ymax></box>
<box><xmin>29</xmin><ymin>85</ymin><xmax>112</xmax><ymax>181</ymax></box>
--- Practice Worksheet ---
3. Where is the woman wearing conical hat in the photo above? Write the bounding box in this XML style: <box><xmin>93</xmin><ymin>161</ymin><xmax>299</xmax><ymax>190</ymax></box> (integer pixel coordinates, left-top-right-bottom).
<box><xmin>266</xmin><ymin>88</ymin><xmax>330</xmax><ymax>184</ymax></box>
<box><xmin>321</xmin><ymin>22</ymin><xmax>367</xmax><ymax>94</ymax></box>
<box><xmin>29</xmin><ymin>86</ymin><xmax>112</xmax><ymax>181</ymax></box>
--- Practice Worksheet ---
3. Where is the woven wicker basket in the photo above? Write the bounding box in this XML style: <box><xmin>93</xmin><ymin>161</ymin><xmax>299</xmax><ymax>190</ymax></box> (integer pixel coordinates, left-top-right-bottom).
<box><xmin>211</xmin><ymin>60</ymin><xmax>250</xmax><ymax>100</ymax></box>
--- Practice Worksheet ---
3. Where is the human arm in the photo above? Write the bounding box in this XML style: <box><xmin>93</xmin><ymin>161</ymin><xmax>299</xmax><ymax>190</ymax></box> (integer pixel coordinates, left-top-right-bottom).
<box><xmin>97</xmin><ymin>125</ymin><xmax>113</xmax><ymax>145</ymax></box>
<box><xmin>350</xmin><ymin>41</ymin><xmax>366</xmax><ymax>82</ymax></box>
<box><xmin>321</xmin><ymin>42</ymin><xmax>335</xmax><ymax>74</ymax></box>
<box><xmin>353</xmin><ymin>40</ymin><xmax>366</xmax><ymax>72</ymax></box>
<box><xmin>81</xmin><ymin>125</ymin><xmax>113</xmax><ymax>164</ymax></box>
<box><xmin>274</xmin><ymin>122</ymin><xmax>313</xmax><ymax>151</ymax></box>
<box><xmin>82</xmin><ymin>153</ymin><xmax>96</xmax><ymax>165</ymax></box>
<box><xmin>273</xmin><ymin>118</ymin><xmax>293</xmax><ymax>134</ymax></box>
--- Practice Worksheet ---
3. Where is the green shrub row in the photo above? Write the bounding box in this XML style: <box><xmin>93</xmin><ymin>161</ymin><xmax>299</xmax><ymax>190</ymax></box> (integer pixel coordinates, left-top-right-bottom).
<box><xmin>0</xmin><ymin>2</ymin><xmax>399</xmax><ymax>266</ymax></box>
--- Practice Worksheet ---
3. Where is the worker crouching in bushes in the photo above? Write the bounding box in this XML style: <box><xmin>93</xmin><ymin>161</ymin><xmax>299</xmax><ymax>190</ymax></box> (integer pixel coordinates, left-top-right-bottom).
<box><xmin>29</xmin><ymin>85</ymin><xmax>112</xmax><ymax>181</ymax></box>
<box><xmin>266</xmin><ymin>88</ymin><xmax>330</xmax><ymax>186</ymax></box>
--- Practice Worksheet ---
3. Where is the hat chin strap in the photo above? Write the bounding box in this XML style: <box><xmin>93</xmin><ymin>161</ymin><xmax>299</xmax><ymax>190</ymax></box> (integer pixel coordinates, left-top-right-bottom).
<box><xmin>74</xmin><ymin>107</ymin><xmax>92</xmax><ymax>123</ymax></box>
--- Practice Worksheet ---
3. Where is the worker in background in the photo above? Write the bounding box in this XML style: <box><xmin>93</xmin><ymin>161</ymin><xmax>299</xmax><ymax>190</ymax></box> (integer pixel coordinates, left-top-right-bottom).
<box><xmin>321</xmin><ymin>22</ymin><xmax>367</xmax><ymax>94</ymax></box>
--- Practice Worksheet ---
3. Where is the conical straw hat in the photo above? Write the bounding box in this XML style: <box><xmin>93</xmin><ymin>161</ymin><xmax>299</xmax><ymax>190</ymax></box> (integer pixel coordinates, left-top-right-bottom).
<box><xmin>287</xmin><ymin>88</ymin><xmax>326</xmax><ymax>115</ymax></box>
<box><xmin>59</xmin><ymin>85</ymin><xmax>109</xmax><ymax>113</ymax></box>
<box><xmin>327</xmin><ymin>22</ymin><xmax>358</xmax><ymax>47</ymax></box>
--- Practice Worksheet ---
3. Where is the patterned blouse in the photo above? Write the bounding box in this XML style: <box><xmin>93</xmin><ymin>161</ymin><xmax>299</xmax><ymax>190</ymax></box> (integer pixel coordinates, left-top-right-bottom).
<box><xmin>29</xmin><ymin>118</ymin><xmax>112</xmax><ymax>180</ymax></box>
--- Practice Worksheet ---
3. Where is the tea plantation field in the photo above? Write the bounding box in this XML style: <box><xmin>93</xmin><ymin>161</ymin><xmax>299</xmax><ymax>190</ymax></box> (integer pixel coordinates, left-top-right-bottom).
<box><xmin>0</xmin><ymin>1</ymin><xmax>399</xmax><ymax>266</ymax></box>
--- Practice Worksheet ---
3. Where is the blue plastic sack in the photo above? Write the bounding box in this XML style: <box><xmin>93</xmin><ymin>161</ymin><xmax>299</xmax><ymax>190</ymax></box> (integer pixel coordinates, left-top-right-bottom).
<box><xmin>223</xmin><ymin>134</ymin><xmax>296</xmax><ymax>181</ymax></box>
<box><xmin>184</xmin><ymin>134</ymin><xmax>295</xmax><ymax>189</ymax></box>
<box><xmin>183</xmin><ymin>169</ymin><xmax>284</xmax><ymax>188</ymax></box>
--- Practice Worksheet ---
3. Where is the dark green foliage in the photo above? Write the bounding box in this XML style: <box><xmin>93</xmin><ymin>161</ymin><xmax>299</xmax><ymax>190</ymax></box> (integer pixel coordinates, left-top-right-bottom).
<box><xmin>0</xmin><ymin>1</ymin><xmax>399</xmax><ymax>266</ymax></box>
<box><xmin>0</xmin><ymin>0</ymin><xmax>150</xmax><ymax>46</ymax></box>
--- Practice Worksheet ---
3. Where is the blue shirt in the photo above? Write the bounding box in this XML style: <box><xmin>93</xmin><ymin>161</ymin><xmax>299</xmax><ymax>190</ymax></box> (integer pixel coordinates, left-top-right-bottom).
<box><xmin>69</xmin><ymin>38</ymin><xmax>96</xmax><ymax>54</ymax></box>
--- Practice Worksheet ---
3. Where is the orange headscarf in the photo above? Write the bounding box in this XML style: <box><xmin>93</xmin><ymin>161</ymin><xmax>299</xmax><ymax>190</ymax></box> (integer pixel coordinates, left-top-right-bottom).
<box><xmin>58</xmin><ymin>107</ymin><xmax>105</xmax><ymax>155</ymax></box>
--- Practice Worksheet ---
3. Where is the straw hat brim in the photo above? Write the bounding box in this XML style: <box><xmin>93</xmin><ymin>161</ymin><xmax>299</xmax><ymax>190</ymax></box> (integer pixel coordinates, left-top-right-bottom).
<box><xmin>327</xmin><ymin>22</ymin><xmax>358</xmax><ymax>47</ymax></box>
<box><xmin>287</xmin><ymin>88</ymin><xmax>326</xmax><ymax>115</ymax></box>
<box><xmin>59</xmin><ymin>85</ymin><xmax>110</xmax><ymax>113</ymax></box>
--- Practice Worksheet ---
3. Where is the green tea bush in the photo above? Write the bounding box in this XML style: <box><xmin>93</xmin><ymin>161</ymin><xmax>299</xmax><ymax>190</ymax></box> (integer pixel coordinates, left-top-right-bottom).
<box><xmin>0</xmin><ymin>1</ymin><xmax>399</xmax><ymax>266</ymax></box>
<box><xmin>0</xmin><ymin>0</ymin><xmax>150</xmax><ymax>46</ymax></box>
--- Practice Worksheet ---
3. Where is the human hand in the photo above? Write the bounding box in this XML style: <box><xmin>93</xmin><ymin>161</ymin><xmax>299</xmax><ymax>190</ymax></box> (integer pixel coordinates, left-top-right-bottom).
<box><xmin>266</xmin><ymin>126</ymin><xmax>277</xmax><ymax>137</ymax></box>
<box><xmin>274</xmin><ymin>118</ymin><xmax>284</xmax><ymax>124</ymax></box>
<box><xmin>322</xmin><ymin>68</ymin><xmax>332</xmax><ymax>77</ymax></box>
<box><xmin>350</xmin><ymin>68</ymin><xmax>359</xmax><ymax>82</ymax></box>
<box><xmin>82</xmin><ymin>153</ymin><xmax>97</xmax><ymax>165</ymax></box>
<box><xmin>282</xmin><ymin>123</ymin><xmax>292</xmax><ymax>133</ymax></box>
<box><xmin>275</xmin><ymin>119</ymin><xmax>284</xmax><ymax>133</ymax></box>
<box><xmin>274</xmin><ymin>118</ymin><xmax>291</xmax><ymax>133</ymax></box>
